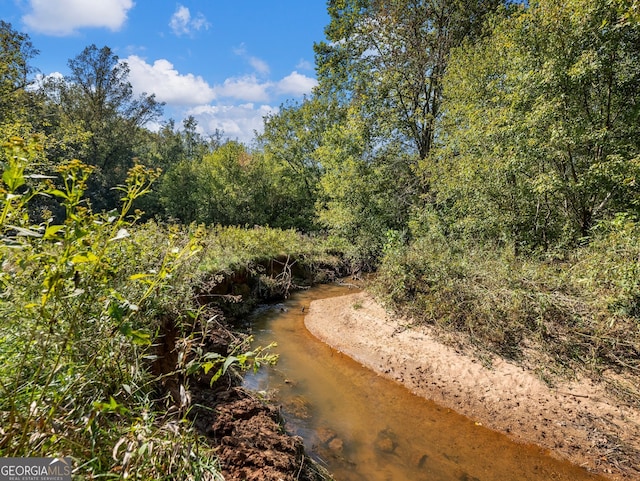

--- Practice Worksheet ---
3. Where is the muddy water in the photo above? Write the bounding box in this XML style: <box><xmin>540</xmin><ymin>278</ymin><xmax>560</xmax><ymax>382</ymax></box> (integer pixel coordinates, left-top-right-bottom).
<box><xmin>244</xmin><ymin>283</ymin><xmax>606</xmax><ymax>481</ymax></box>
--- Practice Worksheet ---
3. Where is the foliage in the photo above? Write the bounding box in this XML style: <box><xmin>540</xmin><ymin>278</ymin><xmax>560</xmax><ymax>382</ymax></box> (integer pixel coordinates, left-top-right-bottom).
<box><xmin>161</xmin><ymin>140</ymin><xmax>318</xmax><ymax>229</ymax></box>
<box><xmin>193</xmin><ymin>224</ymin><xmax>342</xmax><ymax>276</ymax></box>
<box><xmin>2</xmin><ymin>0</ymin><xmax>640</xmax><ymax>436</ymax></box>
<box><xmin>374</xmin><ymin>231</ymin><xmax>640</xmax><ymax>378</ymax></box>
<box><xmin>433</xmin><ymin>0</ymin><xmax>640</xmax><ymax>249</ymax></box>
<box><xmin>314</xmin><ymin>110</ymin><xmax>415</xmax><ymax>267</ymax></box>
<box><xmin>0</xmin><ymin>132</ymin><xmax>346</xmax><ymax>477</ymax></box>
<box><xmin>258</xmin><ymin>97</ymin><xmax>342</xmax><ymax>229</ymax></box>
<box><xmin>0</xmin><ymin>21</ymin><xmax>38</xmax><ymax>125</ymax></box>
<box><xmin>186</xmin><ymin>336</ymin><xmax>279</xmax><ymax>387</ymax></box>
<box><xmin>268</xmin><ymin>0</ymin><xmax>505</xmax><ymax>263</ymax></box>
<box><xmin>315</xmin><ymin>0</ymin><xmax>502</xmax><ymax>160</ymax></box>
<box><xmin>39</xmin><ymin>45</ymin><xmax>164</xmax><ymax>212</ymax></box>
<box><xmin>0</xmin><ymin>137</ymin><xmax>221</xmax><ymax>478</ymax></box>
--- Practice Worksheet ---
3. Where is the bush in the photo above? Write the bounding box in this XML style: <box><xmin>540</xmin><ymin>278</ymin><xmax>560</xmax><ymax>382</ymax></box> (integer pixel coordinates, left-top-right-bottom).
<box><xmin>373</xmin><ymin>228</ymin><xmax>640</xmax><ymax>383</ymax></box>
<box><xmin>0</xmin><ymin>137</ymin><xmax>222</xmax><ymax>479</ymax></box>
<box><xmin>0</xmin><ymin>137</ymin><xmax>345</xmax><ymax>478</ymax></box>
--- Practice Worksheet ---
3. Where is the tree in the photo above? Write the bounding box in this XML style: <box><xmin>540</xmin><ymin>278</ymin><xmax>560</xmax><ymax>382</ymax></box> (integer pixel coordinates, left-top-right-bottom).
<box><xmin>315</xmin><ymin>108</ymin><xmax>416</xmax><ymax>265</ymax></box>
<box><xmin>297</xmin><ymin>0</ymin><xmax>505</xmax><ymax>263</ymax></box>
<box><xmin>160</xmin><ymin>138</ymin><xmax>320</xmax><ymax>229</ymax></box>
<box><xmin>42</xmin><ymin>45</ymin><xmax>164</xmax><ymax>210</ymax></box>
<box><xmin>434</xmin><ymin>0</ymin><xmax>640</xmax><ymax>249</ymax></box>
<box><xmin>314</xmin><ymin>0</ymin><xmax>502</xmax><ymax>160</ymax></box>
<box><xmin>258</xmin><ymin>97</ymin><xmax>341</xmax><ymax>225</ymax></box>
<box><xmin>0</xmin><ymin>21</ymin><xmax>38</xmax><ymax>124</ymax></box>
<box><xmin>161</xmin><ymin>141</ymin><xmax>265</xmax><ymax>226</ymax></box>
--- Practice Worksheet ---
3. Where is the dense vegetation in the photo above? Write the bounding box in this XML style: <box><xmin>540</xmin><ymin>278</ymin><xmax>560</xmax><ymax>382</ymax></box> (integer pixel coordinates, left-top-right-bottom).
<box><xmin>0</xmin><ymin>26</ymin><xmax>342</xmax><ymax>475</ymax></box>
<box><xmin>265</xmin><ymin>0</ymin><xmax>640</xmax><ymax>381</ymax></box>
<box><xmin>1</xmin><ymin>0</ymin><xmax>640</xmax><ymax>477</ymax></box>
<box><xmin>0</xmin><ymin>139</ymin><xmax>342</xmax><ymax>478</ymax></box>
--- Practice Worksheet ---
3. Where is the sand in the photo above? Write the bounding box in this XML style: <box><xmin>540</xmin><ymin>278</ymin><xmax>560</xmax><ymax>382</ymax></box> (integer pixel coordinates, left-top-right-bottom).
<box><xmin>304</xmin><ymin>291</ymin><xmax>640</xmax><ymax>481</ymax></box>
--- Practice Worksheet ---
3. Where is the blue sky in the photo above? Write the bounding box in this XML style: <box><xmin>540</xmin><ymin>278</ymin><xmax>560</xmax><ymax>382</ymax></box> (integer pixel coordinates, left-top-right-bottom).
<box><xmin>0</xmin><ymin>1</ymin><xmax>330</xmax><ymax>143</ymax></box>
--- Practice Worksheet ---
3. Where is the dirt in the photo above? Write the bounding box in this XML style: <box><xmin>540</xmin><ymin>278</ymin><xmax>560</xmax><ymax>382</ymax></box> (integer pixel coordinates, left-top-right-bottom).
<box><xmin>188</xmin><ymin>384</ymin><xmax>331</xmax><ymax>481</ymax></box>
<box><xmin>200</xmin><ymin>387</ymin><xmax>304</xmax><ymax>481</ymax></box>
<box><xmin>304</xmin><ymin>291</ymin><xmax>640</xmax><ymax>481</ymax></box>
<box><xmin>153</xmin><ymin>312</ymin><xmax>331</xmax><ymax>481</ymax></box>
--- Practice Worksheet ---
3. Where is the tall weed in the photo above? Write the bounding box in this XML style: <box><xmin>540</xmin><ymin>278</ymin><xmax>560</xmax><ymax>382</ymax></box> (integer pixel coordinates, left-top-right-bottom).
<box><xmin>0</xmin><ymin>137</ymin><xmax>221</xmax><ymax>478</ymax></box>
<box><xmin>0</xmin><ymin>136</ymin><xmax>343</xmax><ymax>478</ymax></box>
<box><xmin>374</xmin><ymin>226</ymin><xmax>640</xmax><ymax>384</ymax></box>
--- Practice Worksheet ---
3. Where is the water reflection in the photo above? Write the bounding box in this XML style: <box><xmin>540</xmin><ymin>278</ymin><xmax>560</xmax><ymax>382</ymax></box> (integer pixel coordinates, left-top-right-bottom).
<box><xmin>244</xmin><ymin>284</ymin><xmax>606</xmax><ymax>481</ymax></box>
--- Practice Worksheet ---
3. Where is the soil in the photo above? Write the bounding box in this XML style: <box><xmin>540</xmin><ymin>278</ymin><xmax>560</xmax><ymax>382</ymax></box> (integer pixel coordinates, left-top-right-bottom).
<box><xmin>186</xmin><ymin>366</ymin><xmax>331</xmax><ymax>481</ymax></box>
<box><xmin>153</xmin><ymin>313</ymin><xmax>331</xmax><ymax>481</ymax></box>
<box><xmin>194</xmin><ymin>386</ymin><xmax>307</xmax><ymax>481</ymax></box>
<box><xmin>304</xmin><ymin>291</ymin><xmax>640</xmax><ymax>481</ymax></box>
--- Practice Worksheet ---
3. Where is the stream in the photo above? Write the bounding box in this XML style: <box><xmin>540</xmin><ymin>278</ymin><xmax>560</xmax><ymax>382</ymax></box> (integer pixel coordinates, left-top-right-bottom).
<box><xmin>243</xmin><ymin>283</ymin><xmax>605</xmax><ymax>481</ymax></box>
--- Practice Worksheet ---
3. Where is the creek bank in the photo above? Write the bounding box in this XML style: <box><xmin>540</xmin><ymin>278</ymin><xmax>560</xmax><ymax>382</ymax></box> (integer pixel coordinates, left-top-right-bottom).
<box><xmin>195</xmin><ymin>255</ymin><xmax>348</xmax><ymax>321</ymax></box>
<box><xmin>152</xmin><ymin>256</ymin><xmax>346</xmax><ymax>481</ymax></box>
<box><xmin>304</xmin><ymin>291</ymin><xmax>640</xmax><ymax>481</ymax></box>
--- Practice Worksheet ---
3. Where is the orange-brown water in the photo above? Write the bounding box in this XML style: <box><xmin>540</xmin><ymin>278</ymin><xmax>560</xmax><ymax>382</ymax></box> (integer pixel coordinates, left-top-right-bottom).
<box><xmin>244</xmin><ymin>283</ymin><xmax>607</xmax><ymax>481</ymax></box>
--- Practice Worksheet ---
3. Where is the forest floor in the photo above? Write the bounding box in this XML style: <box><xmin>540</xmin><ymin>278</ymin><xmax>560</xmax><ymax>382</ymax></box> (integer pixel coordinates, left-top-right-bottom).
<box><xmin>305</xmin><ymin>291</ymin><xmax>640</xmax><ymax>481</ymax></box>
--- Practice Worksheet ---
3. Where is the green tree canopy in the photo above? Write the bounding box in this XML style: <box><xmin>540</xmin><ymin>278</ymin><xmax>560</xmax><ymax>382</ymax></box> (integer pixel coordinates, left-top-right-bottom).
<box><xmin>314</xmin><ymin>0</ymin><xmax>503</xmax><ymax>160</ymax></box>
<box><xmin>41</xmin><ymin>45</ymin><xmax>164</xmax><ymax>210</ymax></box>
<box><xmin>0</xmin><ymin>21</ymin><xmax>38</xmax><ymax>125</ymax></box>
<box><xmin>432</xmin><ymin>0</ymin><xmax>640</xmax><ymax>249</ymax></box>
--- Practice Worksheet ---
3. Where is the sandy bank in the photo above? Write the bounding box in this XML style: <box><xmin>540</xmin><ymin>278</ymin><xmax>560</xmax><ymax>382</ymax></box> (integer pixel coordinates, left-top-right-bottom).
<box><xmin>304</xmin><ymin>291</ymin><xmax>640</xmax><ymax>481</ymax></box>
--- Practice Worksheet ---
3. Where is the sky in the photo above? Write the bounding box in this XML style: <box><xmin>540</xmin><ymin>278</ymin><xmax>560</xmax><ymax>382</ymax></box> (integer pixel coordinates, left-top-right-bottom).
<box><xmin>0</xmin><ymin>0</ymin><xmax>330</xmax><ymax>143</ymax></box>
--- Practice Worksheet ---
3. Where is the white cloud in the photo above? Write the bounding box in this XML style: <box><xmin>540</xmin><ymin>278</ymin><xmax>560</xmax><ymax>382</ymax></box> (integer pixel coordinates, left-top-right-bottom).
<box><xmin>187</xmin><ymin>103</ymin><xmax>278</xmax><ymax>143</ymax></box>
<box><xmin>296</xmin><ymin>59</ymin><xmax>314</xmax><ymax>71</ymax></box>
<box><xmin>125</xmin><ymin>55</ymin><xmax>216</xmax><ymax>106</ymax></box>
<box><xmin>121</xmin><ymin>48</ymin><xmax>315</xmax><ymax>143</ymax></box>
<box><xmin>249</xmin><ymin>57</ymin><xmax>270</xmax><ymax>75</ymax></box>
<box><xmin>233</xmin><ymin>44</ymin><xmax>270</xmax><ymax>76</ymax></box>
<box><xmin>209</xmin><ymin>72</ymin><xmax>316</xmax><ymax>103</ymax></box>
<box><xmin>35</xmin><ymin>71</ymin><xmax>64</xmax><ymax>83</ymax></box>
<box><xmin>214</xmin><ymin>76</ymin><xmax>273</xmax><ymax>103</ymax></box>
<box><xmin>169</xmin><ymin>5</ymin><xmax>190</xmax><ymax>35</ymax></box>
<box><xmin>276</xmin><ymin>71</ymin><xmax>317</xmax><ymax>97</ymax></box>
<box><xmin>169</xmin><ymin>5</ymin><xmax>210</xmax><ymax>37</ymax></box>
<box><xmin>28</xmin><ymin>71</ymin><xmax>64</xmax><ymax>92</ymax></box>
<box><xmin>22</xmin><ymin>0</ymin><xmax>133</xmax><ymax>36</ymax></box>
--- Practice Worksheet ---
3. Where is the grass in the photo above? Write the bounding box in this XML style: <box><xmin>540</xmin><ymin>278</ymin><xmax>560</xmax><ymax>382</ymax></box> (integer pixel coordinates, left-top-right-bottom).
<box><xmin>373</xmin><ymin>221</ymin><xmax>640</xmax><ymax>397</ymax></box>
<box><xmin>0</xmin><ymin>138</ymin><xmax>343</xmax><ymax>479</ymax></box>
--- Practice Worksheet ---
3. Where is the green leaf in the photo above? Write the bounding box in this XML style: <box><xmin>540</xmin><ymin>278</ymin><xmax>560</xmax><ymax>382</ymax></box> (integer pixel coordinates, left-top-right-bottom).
<box><xmin>202</xmin><ymin>361</ymin><xmax>218</xmax><ymax>375</ymax></box>
<box><xmin>128</xmin><ymin>329</ymin><xmax>151</xmax><ymax>346</ymax></box>
<box><xmin>129</xmin><ymin>273</ymin><xmax>152</xmax><ymax>281</ymax></box>
<box><xmin>93</xmin><ymin>396</ymin><xmax>129</xmax><ymax>414</ymax></box>
<box><xmin>109</xmin><ymin>302</ymin><xmax>126</xmax><ymax>322</ymax></box>
<box><xmin>2</xmin><ymin>166</ymin><xmax>25</xmax><ymax>191</ymax></box>
<box><xmin>47</xmin><ymin>189</ymin><xmax>70</xmax><ymax>200</ymax></box>
<box><xmin>43</xmin><ymin>225</ymin><xmax>65</xmax><ymax>239</ymax></box>
<box><xmin>71</xmin><ymin>252</ymin><xmax>98</xmax><ymax>263</ymax></box>
<box><xmin>222</xmin><ymin>355</ymin><xmax>239</xmax><ymax>374</ymax></box>
<box><xmin>119</xmin><ymin>321</ymin><xmax>151</xmax><ymax>346</ymax></box>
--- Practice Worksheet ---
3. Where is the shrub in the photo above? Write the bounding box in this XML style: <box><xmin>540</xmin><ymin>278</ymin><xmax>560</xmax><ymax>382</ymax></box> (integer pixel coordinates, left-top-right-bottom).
<box><xmin>0</xmin><ymin>137</ymin><xmax>222</xmax><ymax>479</ymax></box>
<box><xmin>374</xmin><ymin>229</ymin><xmax>640</xmax><ymax>384</ymax></box>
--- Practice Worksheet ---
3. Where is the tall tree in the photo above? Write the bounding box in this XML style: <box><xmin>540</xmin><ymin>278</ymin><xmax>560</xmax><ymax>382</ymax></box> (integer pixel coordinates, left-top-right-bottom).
<box><xmin>314</xmin><ymin>0</ymin><xmax>502</xmax><ymax>160</ymax></box>
<box><xmin>295</xmin><ymin>0</ymin><xmax>502</xmax><ymax>262</ymax></box>
<box><xmin>315</xmin><ymin>107</ymin><xmax>415</xmax><ymax>265</ymax></box>
<box><xmin>0</xmin><ymin>21</ymin><xmax>38</xmax><ymax>125</ymax></box>
<box><xmin>259</xmin><ymin>97</ymin><xmax>341</xmax><ymax>213</ymax></box>
<box><xmin>435</xmin><ymin>0</ymin><xmax>640</xmax><ymax>249</ymax></box>
<box><xmin>42</xmin><ymin>45</ymin><xmax>163</xmax><ymax>210</ymax></box>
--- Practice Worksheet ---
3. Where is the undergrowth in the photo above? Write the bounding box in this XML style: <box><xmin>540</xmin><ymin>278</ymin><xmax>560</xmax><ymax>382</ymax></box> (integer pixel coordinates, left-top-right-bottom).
<box><xmin>0</xmin><ymin>136</ymin><xmax>341</xmax><ymax>478</ymax></box>
<box><xmin>374</xmin><ymin>221</ymin><xmax>640</xmax><ymax>396</ymax></box>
